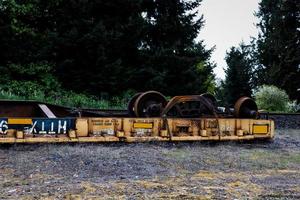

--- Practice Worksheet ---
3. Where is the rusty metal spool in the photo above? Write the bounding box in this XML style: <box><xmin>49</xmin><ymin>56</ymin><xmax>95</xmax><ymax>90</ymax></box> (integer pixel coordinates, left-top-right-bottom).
<box><xmin>161</xmin><ymin>95</ymin><xmax>217</xmax><ymax>118</ymax></box>
<box><xmin>133</xmin><ymin>91</ymin><xmax>167</xmax><ymax>117</ymax></box>
<box><xmin>127</xmin><ymin>92</ymin><xmax>142</xmax><ymax>117</ymax></box>
<box><xmin>234</xmin><ymin>97</ymin><xmax>258</xmax><ymax>119</ymax></box>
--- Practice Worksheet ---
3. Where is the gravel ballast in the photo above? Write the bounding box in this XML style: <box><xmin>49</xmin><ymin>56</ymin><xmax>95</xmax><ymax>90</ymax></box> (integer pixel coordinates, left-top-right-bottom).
<box><xmin>269</xmin><ymin>114</ymin><xmax>300</xmax><ymax>129</ymax></box>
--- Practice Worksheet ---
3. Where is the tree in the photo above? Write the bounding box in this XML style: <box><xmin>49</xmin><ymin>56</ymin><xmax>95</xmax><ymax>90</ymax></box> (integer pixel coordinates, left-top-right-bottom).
<box><xmin>255</xmin><ymin>0</ymin><xmax>300</xmax><ymax>101</ymax></box>
<box><xmin>0</xmin><ymin>0</ymin><xmax>215</xmax><ymax>97</ymax></box>
<box><xmin>222</xmin><ymin>44</ymin><xmax>253</xmax><ymax>105</ymax></box>
<box><xmin>47</xmin><ymin>0</ymin><xmax>146</xmax><ymax>95</ymax></box>
<box><xmin>0</xmin><ymin>0</ymin><xmax>147</xmax><ymax>95</ymax></box>
<box><xmin>135</xmin><ymin>0</ymin><xmax>216</xmax><ymax>95</ymax></box>
<box><xmin>0</xmin><ymin>0</ymin><xmax>61</xmax><ymax>97</ymax></box>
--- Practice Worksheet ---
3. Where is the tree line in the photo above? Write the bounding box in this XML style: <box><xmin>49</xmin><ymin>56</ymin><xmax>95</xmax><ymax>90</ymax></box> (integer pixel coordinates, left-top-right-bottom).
<box><xmin>0</xmin><ymin>0</ymin><xmax>299</xmax><ymax>105</ymax></box>
<box><xmin>0</xmin><ymin>0</ymin><xmax>215</xmax><ymax>98</ymax></box>
<box><xmin>222</xmin><ymin>0</ymin><xmax>299</xmax><ymax>105</ymax></box>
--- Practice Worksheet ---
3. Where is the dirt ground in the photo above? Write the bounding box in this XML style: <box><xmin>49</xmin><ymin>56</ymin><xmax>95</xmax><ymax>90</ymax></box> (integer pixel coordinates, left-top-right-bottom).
<box><xmin>0</xmin><ymin>129</ymin><xmax>300</xmax><ymax>200</ymax></box>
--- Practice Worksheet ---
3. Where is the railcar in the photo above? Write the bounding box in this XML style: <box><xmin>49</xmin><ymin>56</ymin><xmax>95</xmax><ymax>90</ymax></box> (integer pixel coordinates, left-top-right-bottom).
<box><xmin>0</xmin><ymin>91</ymin><xmax>274</xmax><ymax>143</ymax></box>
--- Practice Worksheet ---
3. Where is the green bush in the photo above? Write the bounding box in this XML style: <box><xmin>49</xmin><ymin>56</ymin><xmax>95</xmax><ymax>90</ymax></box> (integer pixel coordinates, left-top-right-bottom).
<box><xmin>0</xmin><ymin>62</ymin><xmax>128</xmax><ymax>109</ymax></box>
<box><xmin>254</xmin><ymin>85</ymin><xmax>297</xmax><ymax>112</ymax></box>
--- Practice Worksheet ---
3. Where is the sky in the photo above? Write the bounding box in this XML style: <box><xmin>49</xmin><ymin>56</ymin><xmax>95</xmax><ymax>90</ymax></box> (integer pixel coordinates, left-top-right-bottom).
<box><xmin>197</xmin><ymin>0</ymin><xmax>260</xmax><ymax>79</ymax></box>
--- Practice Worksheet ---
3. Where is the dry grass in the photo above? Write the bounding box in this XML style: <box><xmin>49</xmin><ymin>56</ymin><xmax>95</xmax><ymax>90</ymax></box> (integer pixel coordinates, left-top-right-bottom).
<box><xmin>0</xmin><ymin>129</ymin><xmax>299</xmax><ymax>199</ymax></box>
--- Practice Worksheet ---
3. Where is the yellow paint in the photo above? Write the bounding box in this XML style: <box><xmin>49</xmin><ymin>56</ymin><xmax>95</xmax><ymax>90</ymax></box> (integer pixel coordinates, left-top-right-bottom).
<box><xmin>16</xmin><ymin>131</ymin><xmax>24</xmax><ymax>139</ymax></box>
<box><xmin>133</xmin><ymin>122</ymin><xmax>153</xmax><ymax>129</ymax></box>
<box><xmin>116</xmin><ymin>131</ymin><xmax>125</xmax><ymax>137</ymax></box>
<box><xmin>76</xmin><ymin>119</ymin><xmax>88</xmax><ymax>137</ymax></box>
<box><xmin>0</xmin><ymin>118</ymin><xmax>275</xmax><ymax>143</ymax></box>
<box><xmin>160</xmin><ymin>130</ymin><xmax>168</xmax><ymax>137</ymax></box>
<box><xmin>200</xmin><ymin>130</ymin><xmax>207</xmax><ymax>137</ymax></box>
<box><xmin>8</xmin><ymin>118</ymin><xmax>32</xmax><ymax>125</ymax></box>
<box><xmin>68</xmin><ymin>130</ymin><xmax>77</xmax><ymax>138</ymax></box>
<box><xmin>125</xmin><ymin>136</ymin><xmax>169</xmax><ymax>142</ymax></box>
<box><xmin>253</xmin><ymin>124</ymin><xmax>268</xmax><ymax>134</ymax></box>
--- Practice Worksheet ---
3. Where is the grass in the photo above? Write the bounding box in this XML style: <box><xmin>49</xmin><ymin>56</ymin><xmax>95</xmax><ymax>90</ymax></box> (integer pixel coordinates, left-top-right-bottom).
<box><xmin>240</xmin><ymin>149</ymin><xmax>300</xmax><ymax>170</ymax></box>
<box><xmin>0</xmin><ymin>89</ymin><xmax>127</xmax><ymax>109</ymax></box>
<box><xmin>1</xmin><ymin>129</ymin><xmax>300</xmax><ymax>199</ymax></box>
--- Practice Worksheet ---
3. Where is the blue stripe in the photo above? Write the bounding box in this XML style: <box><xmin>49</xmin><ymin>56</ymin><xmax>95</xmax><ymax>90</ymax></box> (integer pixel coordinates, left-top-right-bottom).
<box><xmin>0</xmin><ymin>118</ymin><xmax>75</xmax><ymax>135</ymax></box>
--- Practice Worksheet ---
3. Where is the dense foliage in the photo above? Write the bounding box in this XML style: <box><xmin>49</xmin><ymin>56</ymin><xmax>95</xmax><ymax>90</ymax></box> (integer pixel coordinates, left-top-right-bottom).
<box><xmin>0</xmin><ymin>0</ymin><xmax>299</xmax><ymax>111</ymax></box>
<box><xmin>0</xmin><ymin>0</ymin><xmax>215</xmax><ymax>98</ymax></box>
<box><xmin>254</xmin><ymin>0</ymin><xmax>300</xmax><ymax>100</ymax></box>
<box><xmin>254</xmin><ymin>85</ymin><xmax>298</xmax><ymax>112</ymax></box>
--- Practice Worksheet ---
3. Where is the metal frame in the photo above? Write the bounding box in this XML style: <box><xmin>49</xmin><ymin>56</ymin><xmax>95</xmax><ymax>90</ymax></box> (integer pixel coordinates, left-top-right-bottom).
<box><xmin>0</xmin><ymin>117</ymin><xmax>274</xmax><ymax>143</ymax></box>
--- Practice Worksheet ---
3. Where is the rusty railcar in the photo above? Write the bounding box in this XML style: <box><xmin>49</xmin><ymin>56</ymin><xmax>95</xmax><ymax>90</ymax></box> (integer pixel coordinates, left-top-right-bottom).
<box><xmin>0</xmin><ymin>91</ymin><xmax>274</xmax><ymax>143</ymax></box>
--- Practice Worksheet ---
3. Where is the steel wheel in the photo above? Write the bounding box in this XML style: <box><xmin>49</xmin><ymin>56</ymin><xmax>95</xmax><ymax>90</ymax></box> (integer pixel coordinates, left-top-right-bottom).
<box><xmin>127</xmin><ymin>92</ymin><xmax>142</xmax><ymax>117</ymax></box>
<box><xmin>134</xmin><ymin>91</ymin><xmax>167</xmax><ymax>117</ymax></box>
<box><xmin>234</xmin><ymin>97</ymin><xmax>258</xmax><ymax>118</ymax></box>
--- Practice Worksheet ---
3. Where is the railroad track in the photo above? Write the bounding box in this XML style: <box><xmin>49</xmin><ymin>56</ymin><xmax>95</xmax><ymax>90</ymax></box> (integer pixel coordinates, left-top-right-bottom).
<box><xmin>262</xmin><ymin>112</ymin><xmax>300</xmax><ymax>129</ymax></box>
<box><xmin>261</xmin><ymin>112</ymin><xmax>300</xmax><ymax>116</ymax></box>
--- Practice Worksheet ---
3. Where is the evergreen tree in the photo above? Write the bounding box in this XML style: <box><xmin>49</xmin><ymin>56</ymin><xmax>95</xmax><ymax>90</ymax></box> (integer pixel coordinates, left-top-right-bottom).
<box><xmin>0</xmin><ymin>0</ymin><xmax>215</xmax><ymax>97</ymax></box>
<box><xmin>222</xmin><ymin>44</ymin><xmax>253</xmax><ymax>105</ymax></box>
<box><xmin>135</xmin><ymin>0</ymin><xmax>215</xmax><ymax>95</ymax></box>
<box><xmin>255</xmin><ymin>0</ymin><xmax>300</xmax><ymax>100</ymax></box>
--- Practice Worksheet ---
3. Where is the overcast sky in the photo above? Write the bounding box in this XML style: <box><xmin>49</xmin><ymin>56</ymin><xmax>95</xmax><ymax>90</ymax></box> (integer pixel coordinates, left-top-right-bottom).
<box><xmin>197</xmin><ymin>0</ymin><xmax>260</xmax><ymax>79</ymax></box>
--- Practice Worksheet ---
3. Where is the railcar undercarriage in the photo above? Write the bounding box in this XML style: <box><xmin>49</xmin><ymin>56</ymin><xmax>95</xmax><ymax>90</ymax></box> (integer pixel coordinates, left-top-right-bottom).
<box><xmin>0</xmin><ymin>91</ymin><xmax>274</xmax><ymax>143</ymax></box>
